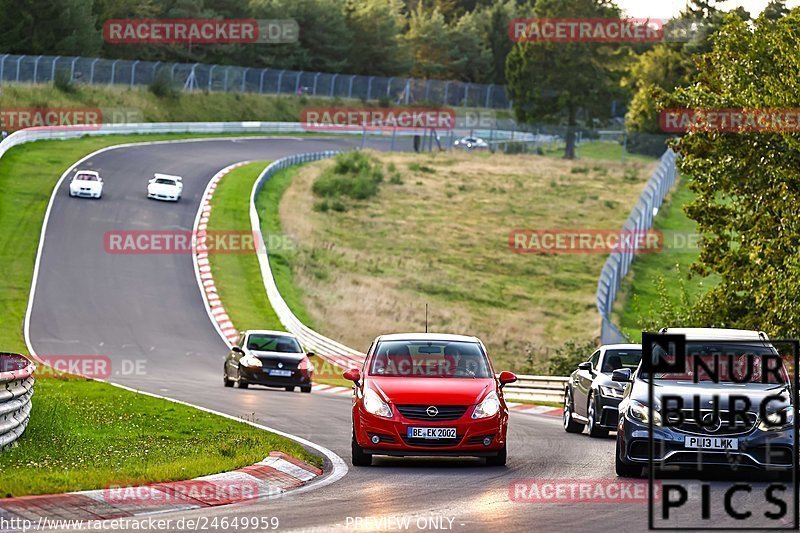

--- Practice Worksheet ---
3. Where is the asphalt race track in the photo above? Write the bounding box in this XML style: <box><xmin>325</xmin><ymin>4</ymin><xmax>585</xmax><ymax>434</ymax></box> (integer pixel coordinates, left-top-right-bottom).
<box><xmin>27</xmin><ymin>137</ymin><xmax>797</xmax><ymax>532</ymax></box>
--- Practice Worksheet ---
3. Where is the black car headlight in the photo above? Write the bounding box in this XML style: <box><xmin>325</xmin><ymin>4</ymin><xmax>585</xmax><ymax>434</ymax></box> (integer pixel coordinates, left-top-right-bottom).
<box><xmin>599</xmin><ymin>385</ymin><xmax>624</xmax><ymax>399</ymax></box>
<box><xmin>758</xmin><ymin>406</ymin><xmax>794</xmax><ymax>432</ymax></box>
<box><xmin>626</xmin><ymin>399</ymin><xmax>662</xmax><ymax>425</ymax></box>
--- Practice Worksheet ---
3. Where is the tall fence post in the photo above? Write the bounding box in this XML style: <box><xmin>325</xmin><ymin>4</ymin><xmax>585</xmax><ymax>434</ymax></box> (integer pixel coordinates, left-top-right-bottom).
<box><xmin>50</xmin><ymin>55</ymin><xmax>61</xmax><ymax>81</ymax></box>
<box><xmin>89</xmin><ymin>58</ymin><xmax>99</xmax><ymax>83</ymax></box>
<box><xmin>110</xmin><ymin>59</ymin><xmax>119</xmax><ymax>85</ymax></box>
<box><xmin>0</xmin><ymin>54</ymin><xmax>8</xmax><ymax>83</ymax></box>
<box><xmin>33</xmin><ymin>55</ymin><xmax>42</xmax><ymax>83</ymax></box>
<box><xmin>15</xmin><ymin>55</ymin><xmax>26</xmax><ymax>82</ymax></box>
<box><xmin>130</xmin><ymin>60</ymin><xmax>139</xmax><ymax>87</ymax></box>
<box><xmin>276</xmin><ymin>70</ymin><xmax>285</xmax><ymax>94</ymax></box>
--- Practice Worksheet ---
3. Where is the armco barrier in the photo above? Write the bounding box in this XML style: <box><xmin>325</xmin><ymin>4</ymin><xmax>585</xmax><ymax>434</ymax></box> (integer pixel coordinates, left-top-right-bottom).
<box><xmin>0</xmin><ymin>353</ymin><xmax>35</xmax><ymax>449</ymax></box>
<box><xmin>502</xmin><ymin>375</ymin><xmax>568</xmax><ymax>404</ymax></box>
<box><xmin>249</xmin><ymin>151</ymin><xmax>367</xmax><ymax>369</ymax></box>
<box><xmin>596</xmin><ymin>148</ymin><xmax>678</xmax><ymax>343</ymax></box>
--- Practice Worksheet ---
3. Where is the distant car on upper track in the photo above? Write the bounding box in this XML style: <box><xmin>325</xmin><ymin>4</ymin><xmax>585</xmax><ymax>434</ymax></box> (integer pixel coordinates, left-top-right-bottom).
<box><xmin>224</xmin><ymin>330</ymin><xmax>314</xmax><ymax>392</ymax></box>
<box><xmin>69</xmin><ymin>170</ymin><xmax>103</xmax><ymax>199</ymax></box>
<box><xmin>563</xmin><ymin>343</ymin><xmax>642</xmax><ymax>437</ymax></box>
<box><xmin>147</xmin><ymin>173</ymin><xmax>183</xmax><ymax>202</ymax></box>
<box><xmin>453</xmin><ymin>136</ymin><xmax>489</xmax><ymax>150</ymax></box>
<box><xmin>343</xmin><ymin>332</ymin><xmax>517</xmax><ymax>467</ymax></box>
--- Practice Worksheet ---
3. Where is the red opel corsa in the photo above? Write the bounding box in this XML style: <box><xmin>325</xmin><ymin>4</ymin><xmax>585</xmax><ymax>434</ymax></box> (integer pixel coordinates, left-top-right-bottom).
<box><xmin>343</xmin><ymin>333</ymin><xmax>517</xmax><ymax>466</ymax></box>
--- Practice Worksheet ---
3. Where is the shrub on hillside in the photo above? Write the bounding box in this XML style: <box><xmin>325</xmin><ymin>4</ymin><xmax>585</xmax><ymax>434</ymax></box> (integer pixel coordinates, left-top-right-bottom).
<box><xmin>149</xmin><ymin>68</ymin><xmax>179</xmax><ymax>98</ymax></box>
<box><xmin>312</xmin><ymin>151</ymin><xmax>384</xmax><ymax>202</ymax></box>
<box><xmin>53</xmin><ymin>70</ymin><xmax>76</xmax><ymax>93</ymax></box>
<box><xmin>547</xmin><ymin>339</ymin><xmax>598</xmax><ymax>376</ymax></box>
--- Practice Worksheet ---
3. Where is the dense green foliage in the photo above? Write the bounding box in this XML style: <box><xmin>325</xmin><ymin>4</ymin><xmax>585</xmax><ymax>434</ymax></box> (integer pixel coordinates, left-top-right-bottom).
<box><xmin>506</xmin><ymin>0</ymin><xmax>627</xmax><ymax>159</ymax></box>
<box><xmin>312</xmin><ymin>151</ymin><xmax>385</xmax><ymax>209</ymax></box>
<box><xmin>0</xmin><ymin>0</ymin><xmax>533</xmax><ymax>84</ymax></box>
<box><xmin>665</xmin><ymin>11</ymin><xmax>800</xmax><ymax>336</ymax></box>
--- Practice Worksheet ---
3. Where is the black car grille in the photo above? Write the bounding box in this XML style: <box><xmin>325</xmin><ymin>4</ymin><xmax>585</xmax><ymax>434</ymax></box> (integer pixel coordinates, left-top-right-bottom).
<box><xmin>257</xmin><ymin>357</ymin><xmax>298</xmax><ymax>370</ymax></box>
<box><xmin>629</xmin><ymin>441</ymin><xmax>793</xmax><ymax>468</ymax></box>
<box><xmin>396</xmin><ymin>405</ymin><xmax>468</xmax><ymax>421</ymax></box>
<box><xmin>667</xmin><ymin>409</ymin><xmax>757</xmax><ymax>436</ymax></box>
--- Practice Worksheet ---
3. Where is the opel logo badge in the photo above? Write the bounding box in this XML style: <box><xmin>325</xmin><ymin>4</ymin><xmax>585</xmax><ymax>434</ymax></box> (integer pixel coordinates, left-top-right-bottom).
<box><xmin>426</xmin><ymin>406</ymin><xmax>439</xmax><ymax>417</ymax></box>
<box><xmin>702</xmin><ymin>412</ymin><xmax>722</xmax><ymax>432</ymax></box>
<box><xmin>277</xmin><ymin>362</ymin><xmax>283</xmax><ymax>369</ymax></box>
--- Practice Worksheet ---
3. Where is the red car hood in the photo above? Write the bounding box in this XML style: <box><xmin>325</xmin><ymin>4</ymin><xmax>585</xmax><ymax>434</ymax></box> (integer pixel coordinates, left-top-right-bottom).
<box><xmin>369</xmin><ymin>377</ymin><xmax>495</xmax><ymax>405</ymax></box>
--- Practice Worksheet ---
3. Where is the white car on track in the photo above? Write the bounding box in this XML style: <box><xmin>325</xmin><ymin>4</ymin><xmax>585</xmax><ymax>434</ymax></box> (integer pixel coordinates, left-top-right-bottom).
<box><xmin>147</xmin><ymin>173</ymin><xmax>183</xmax><ymax>202</ymax></box>
<box><xmin>68</xmin><ymin>170</ymin><xmax>103</xmax><ymax>199</ymax></box>
<box><xmin>454</xmin><ymin>136</ymin><xmax>489</xmax><ymax>150</ymax></box>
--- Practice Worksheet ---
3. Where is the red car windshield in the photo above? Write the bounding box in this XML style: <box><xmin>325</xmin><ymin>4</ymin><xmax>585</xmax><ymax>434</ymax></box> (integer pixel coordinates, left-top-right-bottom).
<box><xmin>369</xmin><ymin>340</ymin><xmax>492</xmax><ymax>378</ymax></box>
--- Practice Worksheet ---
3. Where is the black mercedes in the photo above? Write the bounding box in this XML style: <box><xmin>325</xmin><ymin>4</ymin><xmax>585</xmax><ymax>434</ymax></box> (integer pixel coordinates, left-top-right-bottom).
<box><xmin>614</xmin><ymin>328</ymin><xmax>794</xmax><ymax>477</ymax></box>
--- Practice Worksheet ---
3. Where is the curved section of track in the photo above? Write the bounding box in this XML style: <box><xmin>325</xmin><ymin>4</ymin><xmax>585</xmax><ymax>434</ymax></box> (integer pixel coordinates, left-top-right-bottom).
<box><xmin>26</xmin><ymin>137</ymin><xmax>789</xmax><ymax>532</ymax></box>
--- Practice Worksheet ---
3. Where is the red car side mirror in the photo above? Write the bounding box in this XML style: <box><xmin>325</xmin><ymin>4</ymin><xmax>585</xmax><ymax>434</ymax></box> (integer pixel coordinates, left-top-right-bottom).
<box><xmin>343</xmin><ymin>368</ymin><xmax>361</xmax><ymax>384</ymax></box>
<box><xmin>498</xmin><ymin>371</ymin><xmax>517</xmax><ymax>387</ymax></box>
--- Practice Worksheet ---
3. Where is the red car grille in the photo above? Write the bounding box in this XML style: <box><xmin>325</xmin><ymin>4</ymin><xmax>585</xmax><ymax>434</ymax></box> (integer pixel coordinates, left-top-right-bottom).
<box><xmin>396</xmin><ymin>405</ymin><xmax>468</xmax><ymax>421</ymax></box>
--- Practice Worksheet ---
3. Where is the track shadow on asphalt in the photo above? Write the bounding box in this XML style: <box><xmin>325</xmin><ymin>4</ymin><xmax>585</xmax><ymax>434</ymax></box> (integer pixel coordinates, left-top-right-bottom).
<box><xmin>370</xmin><ymin>457</ymin><xmax>492</xmax><ymax>469</ymax></box>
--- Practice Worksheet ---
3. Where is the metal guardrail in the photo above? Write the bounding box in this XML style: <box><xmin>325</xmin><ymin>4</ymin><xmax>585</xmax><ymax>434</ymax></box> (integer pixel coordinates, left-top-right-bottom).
<box><xmin>0</xmin><ymin>122</ymin><xmax>327</xmax><ymax>160</ymax></box>
<box><xmin>0</xmin><ymin>53</ymin><xmax>511</xmax><ymax>109</ymax></box>
<box><xmin>503</xmin><ymin>375</ymin><xmax>568</xmax><ymax>404</ymax></box>
<box><xmin>596</xmin><ymin>148</ymin><xmax>679</xmax><ymax>344</ymax></box>
<box><xmin>0</xmin><ymin>353</ymin><xmax>35</xmax><ymax>449</ymax></box>
<box><xmin>249</xmin><ymin>151</ymin><xmax>367</xmax><ymax>369</ymax></box>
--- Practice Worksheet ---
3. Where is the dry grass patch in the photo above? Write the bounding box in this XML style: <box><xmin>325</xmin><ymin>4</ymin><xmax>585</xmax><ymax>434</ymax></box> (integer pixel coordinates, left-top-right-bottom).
<box><xmin>279</xmin><ymin>150</ymin><xmax>657</xmax><ymax>372</ymax></box>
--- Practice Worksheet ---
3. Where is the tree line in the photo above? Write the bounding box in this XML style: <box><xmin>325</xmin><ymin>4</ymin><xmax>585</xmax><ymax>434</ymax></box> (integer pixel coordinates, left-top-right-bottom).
<box><xmin>0</xmin><ymin>0</ymin><xmax>530</xmax><ymax>84</ymax></box>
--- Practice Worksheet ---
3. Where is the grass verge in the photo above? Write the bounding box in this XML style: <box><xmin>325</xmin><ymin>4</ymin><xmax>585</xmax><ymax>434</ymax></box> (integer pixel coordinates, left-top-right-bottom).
<box><xmin>0</xmin><ymin>374</ymin><xmax>320</xmax><ymax>498</ymax></box>
<box><xmin>207</xmin><ymin>162</ymin><xmax>351</xmax><ymax>387</ymax></box>
<box><xmin>1</xmin><ymin>82</ymin><xmax>511</xmax><ymax>126</ymax></box>
<box><xmin>0</xmin><ymin>135</ymin><xmax>322</xmax><ymax>497</ymax></box>
<box><xmin>276</xmin><ymin>149</ymin><xmax>659</xmax><ymax>373</ymax></box>
<box><xmin>541</xmin><ymin>140</ymin><xmax>658</xmax><ymax>164</ymax></box>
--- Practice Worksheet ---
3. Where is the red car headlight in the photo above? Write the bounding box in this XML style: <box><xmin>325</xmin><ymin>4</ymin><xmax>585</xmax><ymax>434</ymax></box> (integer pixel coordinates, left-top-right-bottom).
<box><xmin>472</xmin><ymin>391</ymin><xmax>501</xmax><ymax>419</ymax></box>
<box><xmin>363</xmin><ymin>388</ymin><xmax>392</xmax><ymax>418</ymax></box>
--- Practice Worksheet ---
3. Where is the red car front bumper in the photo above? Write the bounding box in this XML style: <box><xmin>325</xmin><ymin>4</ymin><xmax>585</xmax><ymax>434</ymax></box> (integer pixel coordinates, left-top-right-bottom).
<box><xmin>353</xmin><ymin>405</ymin><xmax>508</xmax><ymax>457</ymax></box>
